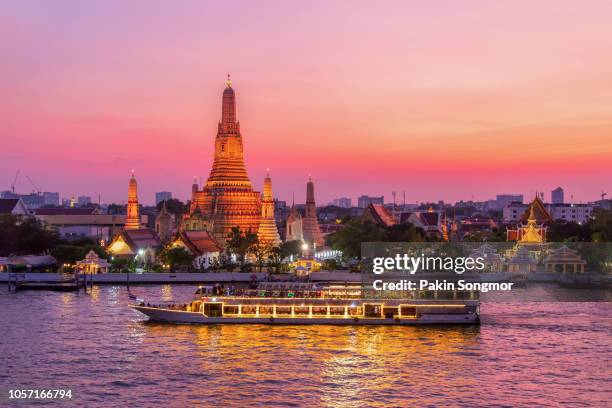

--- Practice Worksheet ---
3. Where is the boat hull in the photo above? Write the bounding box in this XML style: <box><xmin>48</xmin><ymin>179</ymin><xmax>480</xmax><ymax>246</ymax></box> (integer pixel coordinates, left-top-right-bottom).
<box><xmin>130</xmin><ymin>305</ymin><xmax>479</xmax><ymax>325</ymax></box>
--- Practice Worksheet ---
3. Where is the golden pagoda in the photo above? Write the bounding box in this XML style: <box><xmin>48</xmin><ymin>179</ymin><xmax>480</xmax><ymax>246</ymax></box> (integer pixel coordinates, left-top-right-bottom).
<box><xmin>186</xmin><ymin>76</ymin><xmax>261</xmax><ymax>247</ymax></box>
<box><xmin>125</xmin><ymin>170</ymin><xmax>140</xmax><ymax>230</ymax></box>
<box><xmin>256</xmin><ymin>170</ymin><xmax>281</xmax><ymax>246</ymax></box>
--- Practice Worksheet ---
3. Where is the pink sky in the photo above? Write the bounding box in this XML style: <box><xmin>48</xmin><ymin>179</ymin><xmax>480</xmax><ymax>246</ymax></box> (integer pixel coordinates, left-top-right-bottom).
<box><xmin>1</xmin><ymin>1</ymin><xmax>611</xmax><ymax>205</ymax></box>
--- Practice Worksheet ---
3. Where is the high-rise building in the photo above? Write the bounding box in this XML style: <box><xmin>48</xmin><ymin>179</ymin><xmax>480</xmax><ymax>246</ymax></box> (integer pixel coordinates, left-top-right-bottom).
<box><xmin>155</xmin><ymin>191</ymin><xmax>172</xmax><ymax>204</ymax></box>
<box><xmin>256</xmin><ymin>171</ymin><xmax>281</xmax><ymax>246</ymax></box>
<box><xmin>125</xmin><ymin>171</ymin><xmax>140</xmax><ymax>230</ymax></box>
<box><xmin>551</xmin><ymin>187</ymin><xmax>564</xmax><ymax>204</ymax></box>
<box><xmin>77</xmin><ymin>196</ymin><xmax>92</xmax><ymax>206</ymax></box>
<box><xmin>184</xmin><ymin>76</ymin><xmax>261</xmax><ymax>247</ymax></box>
<box><xmin>358</xmin><ymin>195</ymin><xmax>384</xmax><ymax>208</ymax></box>
<box><xmin>43</xmin><ymin>192</ymin><xmax>60</xmax><ymax>206</ymax></box>
<box><xmin>331</xmin><ymin>197</ymin><xmax>352</xmax><ymax>208</ymax></box>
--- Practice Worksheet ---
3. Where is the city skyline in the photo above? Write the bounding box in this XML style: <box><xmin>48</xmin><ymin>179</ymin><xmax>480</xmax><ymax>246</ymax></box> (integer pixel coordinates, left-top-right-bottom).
<box><xmin>2</xmin><ymin>1</ymin><xmax>611</xmax><ymax>205</ymax></box>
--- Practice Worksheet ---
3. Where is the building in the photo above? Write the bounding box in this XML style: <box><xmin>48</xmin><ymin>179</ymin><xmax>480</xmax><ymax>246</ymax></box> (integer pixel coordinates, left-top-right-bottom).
<box><xmin>548</xmin><ymin>204</ymin><xmax>593</xmax><ymax>224</ymax></box>
<box><xmin>362</xmin><ymin>204</ymin><xmax>396</xmax><ymax>227</ymax></box>
<box><xmin>400</xmin><ymin>208</ymin><xmax>442</xmax><ymax>238</ymax></box>
<box><xmin>75</xmin><ymin>250</ymin><xmax>111</xmax><ymax>274</ymax></box>
<box><xmin>551</xmin><ymin>187</ymin><xmax>564</xmax><ymax>204</ymax></box>
<box><xmin>184</xmin><ymin>76</ymin><xmax>261</xmax><ymax>248</ymax></box>
<box><xmin>487</xmin><ymin>194</ymin><xmax>523</xmax><ymax>210</ymax></box>
<box><xmin>506</xmin><ymin>196</ymin><xmax>551</xmax><ymax>242</ymax></box>
<box><xmin>286</xmin><ymin>204</ymin><xmax>304</xmax><ymax>242</ymax></box>
<box><xmin>43</xmin><ymin>192</ymin><xmax>60</xmax><ymax>206</ymax></box>
<box><xmin>35</xmin><ymin>207</ymin><xmax>148</xmax><ymax>242</ymax></box>
<box><xmin>155</xmin><ymin>191</ymin><xmax>172</xmax><ymax>204</ymax></box>
<box><xmin>301</xmin><ymin>177</ymin><xmax>325</xmax><ymax>248</ymax></box>
<box><xmin>168</xmin><ymin>230</ymin><xmax>222</xmax><ymax>270</ymax></box>
<box><xmin>155</xmin><ymin>201</ymin><xmax>176</xmax><ymax>244</ymax></box>
<box><xmin>106</xmin><ymin>229</ymin><xmax>161</xmax><ymax>262</ymax></box>
<box><xmin>331</xmin><ymin>197</ymin><xmax>352</xmax><ymax>208</ymax></box>
<box><xmin>0</xmin><ymin>198</ymin><xmax>30</xmax><ymax>216</ymax></box>
<box><xmin>77</xmin><ymin>196</ymin><xmax>92</xmax><ymax>207</ymax></box>
<box><xmin>358</xmin><ymin>195</ymin><xmax>384</xmax><ymax>208</ymax></box>
<box><xmin>256</xmin><ymin>171</ymin><xmax>281</xmax><ymax>246</ymax></box>
<box><xmin>503</xmin><ymin>196</ymin><xmax>593</xmax><ymax>225</ymax></box>
<box><xmin>125</xmin><ymin>171</ymin><xmax>140</xmax><ymax>230</ymax></box>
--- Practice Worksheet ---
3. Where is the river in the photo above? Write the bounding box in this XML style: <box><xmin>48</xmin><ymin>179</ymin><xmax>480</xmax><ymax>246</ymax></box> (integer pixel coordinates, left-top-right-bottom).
<box><xmin>0</xmin><ymin>285</ymin><xmax>610</xmax><ymax>407</ymax></box>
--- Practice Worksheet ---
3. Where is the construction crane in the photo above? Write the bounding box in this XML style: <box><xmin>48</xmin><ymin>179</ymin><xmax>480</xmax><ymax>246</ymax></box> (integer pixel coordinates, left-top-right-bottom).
<box><xmin>25</xmin><ymin>175</ymin><xmax>42</xmax><ymax>194</ymax></box>
<box><xmin>10</xmin><ymin>169</ymin><xmax>20</xmax><ymax>193</ymax></box>
<box><xmin>602</xmin><ymin>191</ymin><xmax>608</xmax><ymax>201</ymax></box>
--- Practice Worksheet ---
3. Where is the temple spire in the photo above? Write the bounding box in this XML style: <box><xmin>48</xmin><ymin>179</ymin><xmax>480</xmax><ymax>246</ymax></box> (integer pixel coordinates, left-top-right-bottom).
<box><xmin>125</xmin><ymin>171</ymin><xmax>140</xmax><ymax>230</ymax></box>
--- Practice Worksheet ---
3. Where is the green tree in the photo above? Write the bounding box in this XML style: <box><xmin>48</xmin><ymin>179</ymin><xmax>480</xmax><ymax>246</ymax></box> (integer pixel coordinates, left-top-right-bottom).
<box><xmin>51</xmin><ymin>245</ymin><xmax>84</xmax><ymax>265</ymax></box>
<box><xmin>225</xmin><ymin>227</ymin><xmax>257</xmax><ymax>265</ymax></box>
<box><xmin>0</xmin><ymin>214</ymin><xmax>60</xmax><ymax>256</ymax></box>
<box><xmin>156</xmin><ymin>198</ymin><xmax>187</xmax><ymax>215</ymax></box>
<box><xmin>328</xmin><ymin>219</ymin><xmax>387</xmax><ymax>259</ymax></box>
<box><xmin>590</xmin><ymin>209</ymin><xmax>612</xmax><ymax>242</ymax></box>
<box><xmin>159</xmin><ymin>247</ymin><xmax>194</xmax><ymax>272</ymax></box>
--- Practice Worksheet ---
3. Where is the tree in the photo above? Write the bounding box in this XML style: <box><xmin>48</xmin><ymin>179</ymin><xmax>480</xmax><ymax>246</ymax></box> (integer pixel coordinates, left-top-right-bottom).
<box><xmin>156</xmin><ymin>198</ymin><xmax>186</xmax><ymax>215</ymax></box>
<box><xmin>386</xmin><ymin>223</ymin><xmax>426</xmax><ymax>242</ymax></box>
<box><xmin>159</xmin><ymin>247</ymin><xmax>194</xmax><ymax>272</ymax></box>
<box><xmin>328</xmin><ymin>219</ymin><xmax>387</xmax><ymax>259</ymax></box>
<box><xmin>225</xmin><ymin>227</ymin><xmax>257</xmax><ymax>265</ymax></box>
<box><xmin>249</xmin><ymin>239</ymin><xmax>277</xmax><ymax>272</ymax></box>
<box><xmin>51</xmin><ymin>245</ymin><xmax>84</xmax><ymax>266</ymax></box>
<box><xmin>0</xmin><ymin>214</ymin><xmax>60</xmax><ymax>256</ymax></box>
<box><xmin>590</xmin><ymin>209</ymin><xmax>612</xmax><ymax>242</ymax></box>
<box><xmin>548</xmin><ymin>220</ymin><xmax>591</xmax><ymax>242</ymax></box>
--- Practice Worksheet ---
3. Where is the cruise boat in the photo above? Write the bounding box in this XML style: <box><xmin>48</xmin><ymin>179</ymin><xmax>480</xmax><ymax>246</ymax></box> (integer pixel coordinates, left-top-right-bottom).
<box><xmin>130</xmin><ymin>283</ymin><xmax>480</xmax><ymax>325</ymax></box>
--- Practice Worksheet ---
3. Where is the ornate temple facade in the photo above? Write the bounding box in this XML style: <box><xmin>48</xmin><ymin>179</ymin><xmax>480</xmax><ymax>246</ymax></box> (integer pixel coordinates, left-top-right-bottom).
<box><xmin>256</xmin><ymin>171</ymin><xmax>281</xmax><ymax>246</ymax></box>
<box><xmin>507</xmin><ymin>195</ymin><xmax>551</xmax><ymax>243</ymax></box>
<box><xmin>125</xmin><ymin>171</ymin><xmax>140</xmax><ymax>230</ymax></box>
<box><xmin>184</xmin><ymin>77</ymin><xmax>261</xmax><ymax>247</ymax></box>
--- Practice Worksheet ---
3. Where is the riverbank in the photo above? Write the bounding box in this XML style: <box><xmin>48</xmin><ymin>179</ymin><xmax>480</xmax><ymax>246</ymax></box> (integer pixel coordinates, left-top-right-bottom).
<box><xmin>0</xmin><ymin>271</ymin><xmax>361</xmax><ymax>284</ymax></box>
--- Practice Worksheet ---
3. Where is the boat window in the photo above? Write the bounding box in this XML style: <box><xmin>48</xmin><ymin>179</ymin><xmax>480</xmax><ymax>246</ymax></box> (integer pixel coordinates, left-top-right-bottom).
<box><xmin>259</xmin><ymin>306</ymin><xmax>274</xmax><ymax>315</ymax></box>
<box><xmin>400</xmin><ymin>306</ymin><xmax>417</xmax><ymax>317</ymax></box>
<box><xmin>329</xmin><ymin>307</ymin><xmax>345</xmax><ymax>316</ymax></box>
<box><xmin>203</xmin><ymin>302</ymin><xmax>223</xmax><ymax>317</ymax></box>
<box><xmin>312</xmin><ymin>307</ymin><xmax>327</xmax><ymax>315</ymax></box>
<box><xmin>294</xmin><ymin>307</ymin><xmax>309</xmax><ymax>315</ymax></box>
<box><xmin>383</xmin><ymin>307</ymin><xmax>398</xmax><ymax>318</ymax></box>
<box><xmin>364</xmin><ymin>304</ymin><xmax>383</xmax><ymax>318</ymax></box>
<box><xmin>348</xmin><ymin>307</ymin><xmax>362</xmax><ymax>316</ymax></box>
<box><xmin>241</xmin><ymin>306</ymin><xmax>257</xmax><ymax>315</ymax></box>
<box><xmin>276</xmin><ymin>306</ymin><xmax>291</xmax><ymax>315</ymax></box>
<box><xmin>223</xmin><ymin>305</ymin><xmax>239</xmax><ymax>315</ymax></box>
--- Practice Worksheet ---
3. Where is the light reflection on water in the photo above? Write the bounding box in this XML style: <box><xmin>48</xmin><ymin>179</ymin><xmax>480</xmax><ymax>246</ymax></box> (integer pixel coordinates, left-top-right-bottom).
<box><xmin>0</xmin><ymin>285</ymin><xmax>610</xmax><ymax>407</ymax></box>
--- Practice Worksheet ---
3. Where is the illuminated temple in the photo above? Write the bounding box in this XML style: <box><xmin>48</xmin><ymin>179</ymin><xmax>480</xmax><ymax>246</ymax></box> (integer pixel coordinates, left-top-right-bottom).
<box><xmin>184</xmin><ymin>76</ymin><xmax>261</xmax><ymax>247</ymax></box>
<box><xmin>507</xmin><ymin>195</ymin><xmax>552</xmax><ymax>243</ymax></box>
<box><xmin>256</xmin><ymin>171</ymin><xmax>281</xmax><ymax>246</ymax></box>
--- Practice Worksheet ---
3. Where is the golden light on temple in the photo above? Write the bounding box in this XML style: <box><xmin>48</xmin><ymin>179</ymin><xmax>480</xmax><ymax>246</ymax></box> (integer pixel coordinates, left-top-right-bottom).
<box><xmin>183</xmin><ymin>76</ymin><xmax>262</xmax><ymax>247</ymax></box>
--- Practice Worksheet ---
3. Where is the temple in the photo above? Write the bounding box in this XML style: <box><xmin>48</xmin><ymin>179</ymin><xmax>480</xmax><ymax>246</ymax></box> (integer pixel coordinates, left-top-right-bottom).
<box><xmin>256</xmin><ymin>170</ymin><xmax>281</xmax><ymax>246</ymax></box>
<box><xmin>125</xmin><ymin>171</ymin><xmax>140</xmax><ymax>230</ymax></box>
<box><xmin>301</xmin><ymin>177</ymin><xmax>324</xmax><ymax>248</ymax></box>
<box><xmin>184</xmin><ymin>76</ymin><xmax>261</xmax><ymax>247</ymax></box>
<box><xmin>507</xmin><ymin>195</ymin><xmax>551</xmax><ymax>243</ymax></box>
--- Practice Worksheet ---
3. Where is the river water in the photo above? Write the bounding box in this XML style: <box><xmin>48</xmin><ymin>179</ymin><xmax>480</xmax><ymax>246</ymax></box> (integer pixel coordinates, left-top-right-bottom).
<box><xmin>0</xmin><ymin>285</ymin><xmax>610</xmax><ymax>407</ymax></box>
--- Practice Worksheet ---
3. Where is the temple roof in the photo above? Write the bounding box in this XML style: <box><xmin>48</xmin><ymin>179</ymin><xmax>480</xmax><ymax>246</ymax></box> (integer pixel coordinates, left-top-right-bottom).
<box><xmin>508</xmin><ymin>247</ymin><xmax>537</xmax><ymax>265</ymax></box>
<box><xmin>543</xmin><ymin>246</ymin><xmax>586</xmax><ymax>264</ymax></box>
<box><xmin>520</xmin><ymin>195</ymin><xmax>553</xmax><ymax>224</ymax></box>
<box><xmin>121</xmin><ymin>228</ymin><xmax>162</xmax><ymax>250</ymax></box>
<box><xmin>175</xmin><ymin>230</ymin><xmax>221</xmax><ymax>255</ymax></box>
<box><xmin>363</xmin><ymin>204</ymin><xmax>396</xmax><ymax>227</ymax></box>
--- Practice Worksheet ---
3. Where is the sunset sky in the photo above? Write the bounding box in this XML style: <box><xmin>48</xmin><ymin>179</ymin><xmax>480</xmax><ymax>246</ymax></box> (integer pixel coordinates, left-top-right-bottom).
<box><xmin>1</xmin><ymin>1</ymin><xmax>611</xmax><ymax>205</ymax></box>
